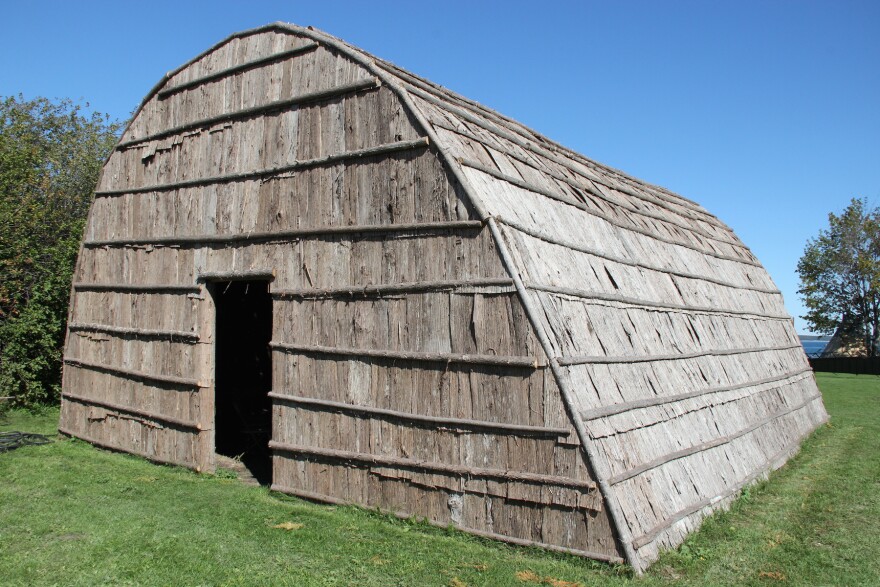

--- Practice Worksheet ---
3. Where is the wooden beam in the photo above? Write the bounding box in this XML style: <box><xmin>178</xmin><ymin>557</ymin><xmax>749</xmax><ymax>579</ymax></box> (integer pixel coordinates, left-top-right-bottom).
<box><xmin>63</xmin><ymin>358</ymin><xmax>204</xmax><ymax>389</ymax></box>
<box><xmin>268</xmin><ymin>392</ymin><xmax>570</xmax><ymax>437</ymax></box>
<box><xmin>157</xmin><ymin>42</ymin><xmax>320</xmax><ymax>99</ymax></box>
<box><xmin>606</xmin><ymin>392</ymin><xmax>823</xmax><ymax>486</ymax></box>
<box><xmin>270</xmin><ymin>441</ymin><xmax>595</xmax><ymax>489</ymax></box>
<box><xmin>116</xmin><ymin>77</ymin><xmax>380</xmax><ymax>150</ymax></box>
<box><xmin>630</xmin><ymin>399</ymin><xmax>828</xmax><ymax>550</ymax></box>
<box><xmin>272</xmin><ymin>277</ymin><xmax>513</xmax><ymax>299</ymax></box>
<box><xmin>198</xmin><ymin>269</ymin><xmax>276</xmax><ymax>282</ymax></box>
<box><xmin>496</xmin><ymin>216</ymin><xmax>780</xmax><ymax>294</ymax></box>
<box><xmin>525</xmin><ymin>282</ymin><xmax>791</xmax><ymax>321</ymax></box>
<box><xmin>72</xmin><ymin>283</ymin><xmax>200</xmax><ymax>294</ymax></box>
<box><xmin>270</xmin><ymin>341</ymin><xmax>545</xmax><ymax>369</ymax></box>
<box><xmin>84</xmin><ymin>219</ymin><xmax>482</xmax><ymax>248</ymax></box>
<box><xmin>68</xmin><ymin>322</ymin><xmax>200</xmax><ymax>343</ymax></box>
<box><xmin>62</xmin><ymin>392</ymin><xmax>202</xmax><ymax>430</ymax></box>
<box><xmin>558</xmin><ymin>342</ymin><xmax>803</xmax><ymax>367</ymax></box>
<box><xmin>581</xmin><ymin>367</ymin><xmax>813</xmax><ymax>421</ymax></box>
<box><xmin>97</xmin><ymin>137</ymin><xmax>428</xmax><ymax>197</ymax></box>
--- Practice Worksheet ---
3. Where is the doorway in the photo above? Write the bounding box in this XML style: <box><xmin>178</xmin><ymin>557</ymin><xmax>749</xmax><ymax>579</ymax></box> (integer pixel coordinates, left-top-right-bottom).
<box><xmin>212</xmin><ymin>280</ymin><xmax>273</xmax><ymax>484</ymax></box>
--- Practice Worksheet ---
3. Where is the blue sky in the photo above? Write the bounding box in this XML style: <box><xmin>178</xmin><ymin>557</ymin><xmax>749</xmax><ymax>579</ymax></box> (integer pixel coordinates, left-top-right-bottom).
<box><xmin>2</xmin><ymin>1</ymin><xmax>878</xmax><ymax>334</ymax></box>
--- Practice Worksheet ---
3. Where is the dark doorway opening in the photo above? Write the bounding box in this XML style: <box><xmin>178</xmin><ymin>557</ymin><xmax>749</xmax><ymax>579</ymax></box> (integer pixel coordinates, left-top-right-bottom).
<box><xmin>212</xmin><ymin>280</ymin><xmax>273</xmax><ymax>485</ymax></box>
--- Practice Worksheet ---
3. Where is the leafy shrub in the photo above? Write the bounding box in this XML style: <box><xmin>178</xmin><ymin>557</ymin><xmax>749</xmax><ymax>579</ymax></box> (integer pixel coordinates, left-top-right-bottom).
<box><xmin>0</xmin><ymin>95</ymin><xmax>121</xmax><ymax>410</ymax></box>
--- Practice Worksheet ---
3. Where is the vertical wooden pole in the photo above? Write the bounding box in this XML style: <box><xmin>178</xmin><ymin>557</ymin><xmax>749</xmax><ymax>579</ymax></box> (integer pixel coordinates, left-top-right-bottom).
<box><xmin>195</xmin><ymin>284</ymin><xmax>216</xmax><ymax>473</ymax></box>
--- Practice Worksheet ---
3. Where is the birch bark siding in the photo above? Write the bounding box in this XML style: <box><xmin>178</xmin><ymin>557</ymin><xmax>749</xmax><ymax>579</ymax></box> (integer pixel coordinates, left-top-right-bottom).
<box><xmin>60</xmin><ymin>23</ymin><xmax>827</xmax><ymax>571</ymax></box>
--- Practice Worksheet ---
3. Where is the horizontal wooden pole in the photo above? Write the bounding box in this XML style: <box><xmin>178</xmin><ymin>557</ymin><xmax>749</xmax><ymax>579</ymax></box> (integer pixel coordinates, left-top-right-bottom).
<box><xmin>270</xmin><ymin>341</ymin><xmax>545</xmax><ymax>369</ymax></box>
<box><xmin>84</xmin><ymin>219</ymin><xmax>482</xmax><ymax>248</ymax></box>
<box><xmin>198</xmin><ymin>269</ymin><xmax>276</xmax><ymax>282</ymax></box>
<box><xmin>63</xmin><ymin>358</ymin><xmax>204</xmax><ymax>389</ymax></box>
<box><xmin>270</xmin><ymin>483</ymin><xmax>623</xmax><ymax>564</ymax></box>
<box><xmin>98</xmin><ymin>136</ymin><xmax>428</xmax><ymax>197</ymax></box>
<box><xmin>525</xmin><ymin>282</ymin><xmax>791</xmax><ymax>321</ymax></box>
<box><xmin>72</xmin><ymin>282</ymin><xmax>200</xmax><ymax>294</ymax></box>
<box><xmin>463</xmin><ymin>160</ymin><xmax>758</xmax><ymax>268</ymax></box>
<box><xmin>62</xmin><ymin>392</ymin><xmax>202</xmax><ymax>430</ymax></box>
<box><xmin>268</xmin><ymin>392</ymin><xmax>569</xmax><ymax>437</ymax></box>
<box><xmin>117</xmin><ymin>77</ymin><xmax>379</xmax><ymax>150</ymax></box>
<box><xmin>581</xmin><ymin>367</ymin><xmax>813</xmax><ymax>421</ymax></box>
<box><xmin>559</xmin><ymin>342</ymin><xmax>803</xmax><ymax>367</ymax></box>
<box><xmin>270</xmin><ymin>441</ymin><xmax>595</xmax><ymax>490</ymax></box>
<box><xmin>68</xmin><ymin>322</ymin><xmax>200</xmax><ymax>343</ymax></box>
<box><xmin>496</xmin><ymin>216</ymin><xmax>780</xmax><ymax>294</ymax></box>
<box><xmin>157</xmin><ymin>42</ymin><xmax>320</xmax><ymax>99</ymax></box>
<box><xmin>273</xmin><ymin>277</ymin><xmax>513</xmax><ymax>299</ymax></box>
<box><xmin>58</xmin><ymin>425</ymin><xmax>197</xmax><ymax>471</ymax></box>
<box><xmin>606</xmin><ymin>392</ymin><xmax>823</xmax><ymax>486</ymax></box>
<box><xmin>630</xmin><ymin>401</ymin><xmax>827</xmax><ymax>550</ymax></box>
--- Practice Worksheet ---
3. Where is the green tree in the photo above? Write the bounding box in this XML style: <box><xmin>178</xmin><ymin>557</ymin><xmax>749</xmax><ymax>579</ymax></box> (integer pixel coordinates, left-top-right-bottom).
<box><xmin>797</xmin><ymin>197</ymin><xmax>880</xmax><ymax>356</ymax></box>
<box><xmin>0</xmin><ymin>95</ymin><xmax>122</xmax><ymax>408</ymax></box>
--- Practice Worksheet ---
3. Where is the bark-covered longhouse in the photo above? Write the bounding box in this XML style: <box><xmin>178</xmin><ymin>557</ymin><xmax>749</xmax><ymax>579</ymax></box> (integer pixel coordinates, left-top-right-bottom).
<box><xmin>59</xmin><ymin>23</ymin><xmax>828</xmax><ymax>572</ymax></box>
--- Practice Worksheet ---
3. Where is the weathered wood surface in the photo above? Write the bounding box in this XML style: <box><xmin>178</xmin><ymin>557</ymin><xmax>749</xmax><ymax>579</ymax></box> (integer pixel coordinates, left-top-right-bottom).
<box><xmin>102</xmin><ymin>136</ymin><xmax>428</xmax><ymax>196</ymax></box>
<box><xmin>157</xmin><ymin>42</ymin><xmax>320</xmax><ymax>99</ymax></box>
<box><xmin>380</xmin><ymin>34</ymin><xmax>828</xmax><ymax>571</ymax></box>
<box><xmin>267</xmin><ymin>392</ymin><xmax>570</xmax><ymax>437</ymax></box>
<box><xmin>62</xmin><ymin>25</ymin><xmax>623</xmax><ymax>563</ymax></box>
<box><xmin>85</xmin><ymin>220</ymin><xmax>482</xmax><ymax>248</ymax></box>
<box><xmin>61</xmin><ymin>22</ymin><xmax>829</xmax><ymax>571</ymax></box>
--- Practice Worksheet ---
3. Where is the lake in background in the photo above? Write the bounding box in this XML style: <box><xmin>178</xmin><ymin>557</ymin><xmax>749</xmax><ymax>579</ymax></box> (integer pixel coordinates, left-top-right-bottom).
<box><xmin>799</xmin><ymin>335</ymin><xmax>831</xmax><ymax>357</ymax></box>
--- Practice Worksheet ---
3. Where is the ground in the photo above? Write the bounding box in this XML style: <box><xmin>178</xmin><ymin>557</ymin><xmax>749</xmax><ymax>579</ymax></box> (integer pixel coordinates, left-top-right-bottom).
<box><xmin>0</xmin><ymin>372</ymin><xmax>877</xmax><ymax>586</ymax></box>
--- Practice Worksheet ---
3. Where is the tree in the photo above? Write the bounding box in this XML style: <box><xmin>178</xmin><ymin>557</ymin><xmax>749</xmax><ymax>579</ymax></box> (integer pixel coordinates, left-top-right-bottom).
<box><xmin>797</xmin><ymin>197</ymin><xmax>880</xmax><ymax>357</ymax></box>
<box><xmin>0</xmin><ymin>95</ymin><xmax>122</xmax><ymax>408</ymax></box>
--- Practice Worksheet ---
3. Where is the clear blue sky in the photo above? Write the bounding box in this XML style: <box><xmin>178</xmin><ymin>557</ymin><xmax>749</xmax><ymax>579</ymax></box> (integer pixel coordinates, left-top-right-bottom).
<box><xmin>2</xmin><ymin>1</ymin><xmax>878</xmax><ymax>334</ymax></box>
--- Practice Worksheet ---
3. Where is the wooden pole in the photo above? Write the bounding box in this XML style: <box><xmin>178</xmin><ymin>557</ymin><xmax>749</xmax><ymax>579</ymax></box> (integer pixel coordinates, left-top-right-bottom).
<box><xmin>85</xmin><ymin>220</ymin><xmax>482</xmax><ymax>248</ymax></box>
<box><xmin>270</xmin><ymin>341</ymin><xmax>544</xmax><ymax>368</ymax></box>
<box><xmin>268</xmin><ymin>392</ymin><xmax>570</xmax><ymax>437</ymax></box>
<box><xmin>269</xmin><ymin>441</ymin><xmax>595</xmax><ymax>489</ymax></box>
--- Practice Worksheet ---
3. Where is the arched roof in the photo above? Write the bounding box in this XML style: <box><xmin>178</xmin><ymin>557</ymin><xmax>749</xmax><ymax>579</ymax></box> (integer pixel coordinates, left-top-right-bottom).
<box><xmin>109</xmin><ymin>23</ymin><xmax>828</xmax><ymax>571</ymax></box>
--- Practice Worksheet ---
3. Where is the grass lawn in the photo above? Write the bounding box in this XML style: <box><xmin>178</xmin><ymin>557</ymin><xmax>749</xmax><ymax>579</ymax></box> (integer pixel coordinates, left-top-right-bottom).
<box><xmin>0</xmin><ymin>372</ymin><xmax>877</xmax><ymax>586</ymax></box>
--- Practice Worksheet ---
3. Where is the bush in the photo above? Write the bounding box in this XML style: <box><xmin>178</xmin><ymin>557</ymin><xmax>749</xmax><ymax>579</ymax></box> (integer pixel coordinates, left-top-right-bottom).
<box><xmin>0</xmin><ymin>96</ymin><xmax>121</xmax><ymax>410</ymax></box>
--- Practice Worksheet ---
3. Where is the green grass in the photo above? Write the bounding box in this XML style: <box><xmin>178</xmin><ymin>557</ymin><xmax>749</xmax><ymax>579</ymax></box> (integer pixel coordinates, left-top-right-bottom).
<box><xmin>0</xmin><ymin>372</ymin><xmax>877</xmax><ymax>586</ymax></box>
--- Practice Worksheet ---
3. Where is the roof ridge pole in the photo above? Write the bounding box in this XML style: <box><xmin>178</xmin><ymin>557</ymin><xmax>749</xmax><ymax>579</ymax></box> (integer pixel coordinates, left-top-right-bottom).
<box><xmin>484</xmin><ymin>218</ymin><xmax>643</xmax><ymax>574</ymax></box>
<box><xmin>276</xmin><ymin>22</ymin><xmax>639</xmax><ymax>571</ymax></box>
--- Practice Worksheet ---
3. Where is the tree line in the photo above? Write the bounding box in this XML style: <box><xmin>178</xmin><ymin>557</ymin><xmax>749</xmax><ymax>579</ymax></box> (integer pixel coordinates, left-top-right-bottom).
<box><xmin>798</xmin><ymin>197</ymin><xmax>880</xmax><ymax>357</ymax></box>
<box><xmin>1</xmin><ymin>95</ymin><xmax>121</xmax><ymax>410</ymax></box>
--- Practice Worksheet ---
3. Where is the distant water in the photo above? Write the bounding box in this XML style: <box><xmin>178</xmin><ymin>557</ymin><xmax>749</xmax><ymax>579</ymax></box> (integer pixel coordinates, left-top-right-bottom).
<box><xmin>801</xmin><ymin>340</ymin><xmax>829</xmax><ymax>357</ymax></box>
